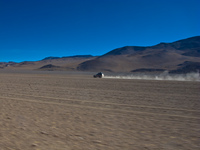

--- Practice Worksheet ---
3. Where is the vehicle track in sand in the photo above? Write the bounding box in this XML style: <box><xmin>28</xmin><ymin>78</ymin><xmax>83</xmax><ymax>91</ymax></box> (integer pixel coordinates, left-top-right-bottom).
<box><xmin>0</xmin><ymin>92</ymin><xmax>200</xmax><ymax>120</ymax></box>
<box><xmin>1</xmin><ymin>80</ymin><xmax>199</xmax><ymax>110</ymax></box>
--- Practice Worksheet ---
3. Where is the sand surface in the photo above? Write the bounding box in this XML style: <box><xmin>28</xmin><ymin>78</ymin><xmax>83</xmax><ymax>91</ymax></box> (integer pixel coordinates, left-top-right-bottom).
<box><xmin>0</xmin><ymin>71</ymin><xmax>199</xmax><ymax>150</ymax></box>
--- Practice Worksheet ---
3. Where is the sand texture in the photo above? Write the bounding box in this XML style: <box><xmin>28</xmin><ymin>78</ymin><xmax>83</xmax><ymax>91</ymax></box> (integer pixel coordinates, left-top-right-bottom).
<box><xmin>0</xmin><ymin>71</ymin><xmax>199</xmax><ymax>150</ymax></box>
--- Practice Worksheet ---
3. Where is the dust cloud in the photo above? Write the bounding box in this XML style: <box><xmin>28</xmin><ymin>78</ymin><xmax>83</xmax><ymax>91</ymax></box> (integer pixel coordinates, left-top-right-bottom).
<box><xmin>104</xmin><ymin>71</ymin><xmax>200</xmax><ymax>81</ymax></box>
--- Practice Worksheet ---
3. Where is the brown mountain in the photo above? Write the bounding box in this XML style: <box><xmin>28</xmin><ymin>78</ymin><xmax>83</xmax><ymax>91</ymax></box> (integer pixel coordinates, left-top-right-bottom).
<box><xmin>77</xmin><ymin>36</ymin><xmax>200</xmax><ymax>73</ymax></box>
<box><xmin>0</xmin><ymin>55</ymin><xmax>96</xmax><ymax>71</ymax></box>
<box><xmin>1</xmin><ymin>36</ymin><xmax>200</xmax><ymax>73</ymax></box>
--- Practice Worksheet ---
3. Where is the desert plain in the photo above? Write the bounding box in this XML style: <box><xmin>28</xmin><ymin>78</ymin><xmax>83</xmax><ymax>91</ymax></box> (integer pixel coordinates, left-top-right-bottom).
<box><xmin>0</xmin><ymin>70</ymin><xmax>199</xmax><ymax>150</ymax></box>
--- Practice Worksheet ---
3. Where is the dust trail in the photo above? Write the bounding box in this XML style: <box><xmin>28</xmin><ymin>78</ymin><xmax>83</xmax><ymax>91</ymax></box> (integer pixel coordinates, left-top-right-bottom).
<box><xmin>104</xmin><ymin>71</ymin><xmax>200</xmax><ymax>81</ymax></box>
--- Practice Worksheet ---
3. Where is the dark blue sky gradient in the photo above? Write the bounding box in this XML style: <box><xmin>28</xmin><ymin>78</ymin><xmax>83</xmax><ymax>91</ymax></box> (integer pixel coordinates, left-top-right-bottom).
<box><xmin>0</xmin><ymin>0</ymin><xmax>199</xmax><ymax>62</ymax></box>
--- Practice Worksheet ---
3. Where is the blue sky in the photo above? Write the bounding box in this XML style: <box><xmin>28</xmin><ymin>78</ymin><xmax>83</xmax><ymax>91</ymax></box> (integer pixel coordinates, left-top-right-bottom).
<box><xmin>0</xmin><ymin>0</ymin><xmax>199</xmax><ymax>62</ymax></box>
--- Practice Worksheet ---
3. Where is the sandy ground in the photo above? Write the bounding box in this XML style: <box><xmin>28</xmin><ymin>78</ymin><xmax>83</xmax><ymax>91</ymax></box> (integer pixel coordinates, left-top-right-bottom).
<box><xmin>0</xmin><ymin>71</ymin><xmax>199</xmax><ymax>150</ymax></box>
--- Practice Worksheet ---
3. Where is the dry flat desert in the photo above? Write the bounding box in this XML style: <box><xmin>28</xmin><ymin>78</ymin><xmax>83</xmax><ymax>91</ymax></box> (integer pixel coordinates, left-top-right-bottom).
<box><xmin>0</xmin><ymin>70</ymin><xmax>199</xmax><ymax>150</ymax></box>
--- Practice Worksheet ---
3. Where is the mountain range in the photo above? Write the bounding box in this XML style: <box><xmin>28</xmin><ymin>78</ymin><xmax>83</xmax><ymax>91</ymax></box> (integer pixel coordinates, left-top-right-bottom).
<box><xmin>77</xmin><ymin>36</ymin><xmax>200</xmax><ymax>73</ymax></box>
<box><xmin>1</xmin><ymin>36</ymin><xmax>200</xmax><ymax>73</ymax></box>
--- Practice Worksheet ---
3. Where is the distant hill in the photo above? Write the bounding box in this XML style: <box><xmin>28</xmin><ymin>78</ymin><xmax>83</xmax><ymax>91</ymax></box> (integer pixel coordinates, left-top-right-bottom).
<box><xmin>77</xmin><ymin>36</ymin><xmax>200</xmax><ymax>73</ymax></box>
<box><xmin>38</xmin><ymin>55</ymin><xmax>96</xmax><ymax>71</ymax></box>
<box><xmin>1</xmin><ymin>36</ymin><xmax>200</xmax><ymax>73</ymax></box>
<box><xmin>0</xmin><ymin>55</ymin><xmax>96</xmax><ymax>71</ymax></box>
<box><xmin>42</xmin><ymin>56</ymin><xmax>61</xmax><ymax>60</ymax></box>
<box><xmin>42</xmin><ymin>55</ymin><xmax>94</xmax><ymax>60</ymax></box>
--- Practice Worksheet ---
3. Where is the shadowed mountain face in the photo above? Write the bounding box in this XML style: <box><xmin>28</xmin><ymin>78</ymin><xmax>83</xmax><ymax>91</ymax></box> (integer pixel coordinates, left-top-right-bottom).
<box><xmin>77</xmin><ymin>36</ymin><xmax>200</xmax><ymax>72</ymax></box>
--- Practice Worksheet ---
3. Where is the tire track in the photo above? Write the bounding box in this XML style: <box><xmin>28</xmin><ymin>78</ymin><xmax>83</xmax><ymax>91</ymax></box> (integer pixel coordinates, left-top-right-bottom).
<box><xmin>1</xmin><ymin>84</ymin><xmax>199</xmax><ymax>111</ymax></box>
<box><xmin>2</xmin><ymin>92</ymin><xmax>200</xmax><ymax>112</ymax></box>
<box><xmin>1</xmin><ymin>96</ymin><xmax>199</xmax><ymax>127</ymax></box>
<box><xmin>1</xmin><ymin>94</ymin><xmax>200</xmax><ymax>120</ymax></box>
<box><xmin>1</xmin><ymin>83</ymin><xmax>199</xmax><ymax>104</ymax></box>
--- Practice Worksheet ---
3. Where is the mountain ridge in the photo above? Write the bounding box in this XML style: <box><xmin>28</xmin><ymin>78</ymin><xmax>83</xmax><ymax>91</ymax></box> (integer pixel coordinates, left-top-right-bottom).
<box><xmin>77</xmin><ymin>36</ymin><xmax>200</xmax><ymax>73</ymax></box>
<box><xmin>1</xmin><ymin>36</ymin><xmax>200</xmax><ymax>73</ymax></box>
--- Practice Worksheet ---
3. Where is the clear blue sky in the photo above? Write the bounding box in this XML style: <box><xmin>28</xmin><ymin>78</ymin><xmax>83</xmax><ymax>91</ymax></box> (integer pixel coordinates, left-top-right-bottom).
<box><xmin>0</xmin><ymin>0</ymin><xmax>199</xmax><ymax>62</ymax></box>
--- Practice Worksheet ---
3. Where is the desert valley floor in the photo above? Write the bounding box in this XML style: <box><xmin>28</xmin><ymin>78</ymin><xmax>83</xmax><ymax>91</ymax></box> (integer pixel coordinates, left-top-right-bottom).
<box><xmin>0</xmin><ymin>71</ymin><xmax>199</xmax><ymax>150</ymax></box>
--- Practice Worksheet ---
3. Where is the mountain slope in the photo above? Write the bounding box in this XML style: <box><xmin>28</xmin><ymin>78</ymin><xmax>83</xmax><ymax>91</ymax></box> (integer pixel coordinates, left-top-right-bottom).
<box><xmin>77</xmin><ymin>36</ymin><xmax>200</xmax><ymax>72</ymax></box>
<box><xmin>1</xmin><ymin>55</ymin><xmax>96</xmax><ymax>71</ymax></box>
<box><xmin>1</xmin><ymin>36</ymin><xmax>200</xmax><ymax>73</ymax></box>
